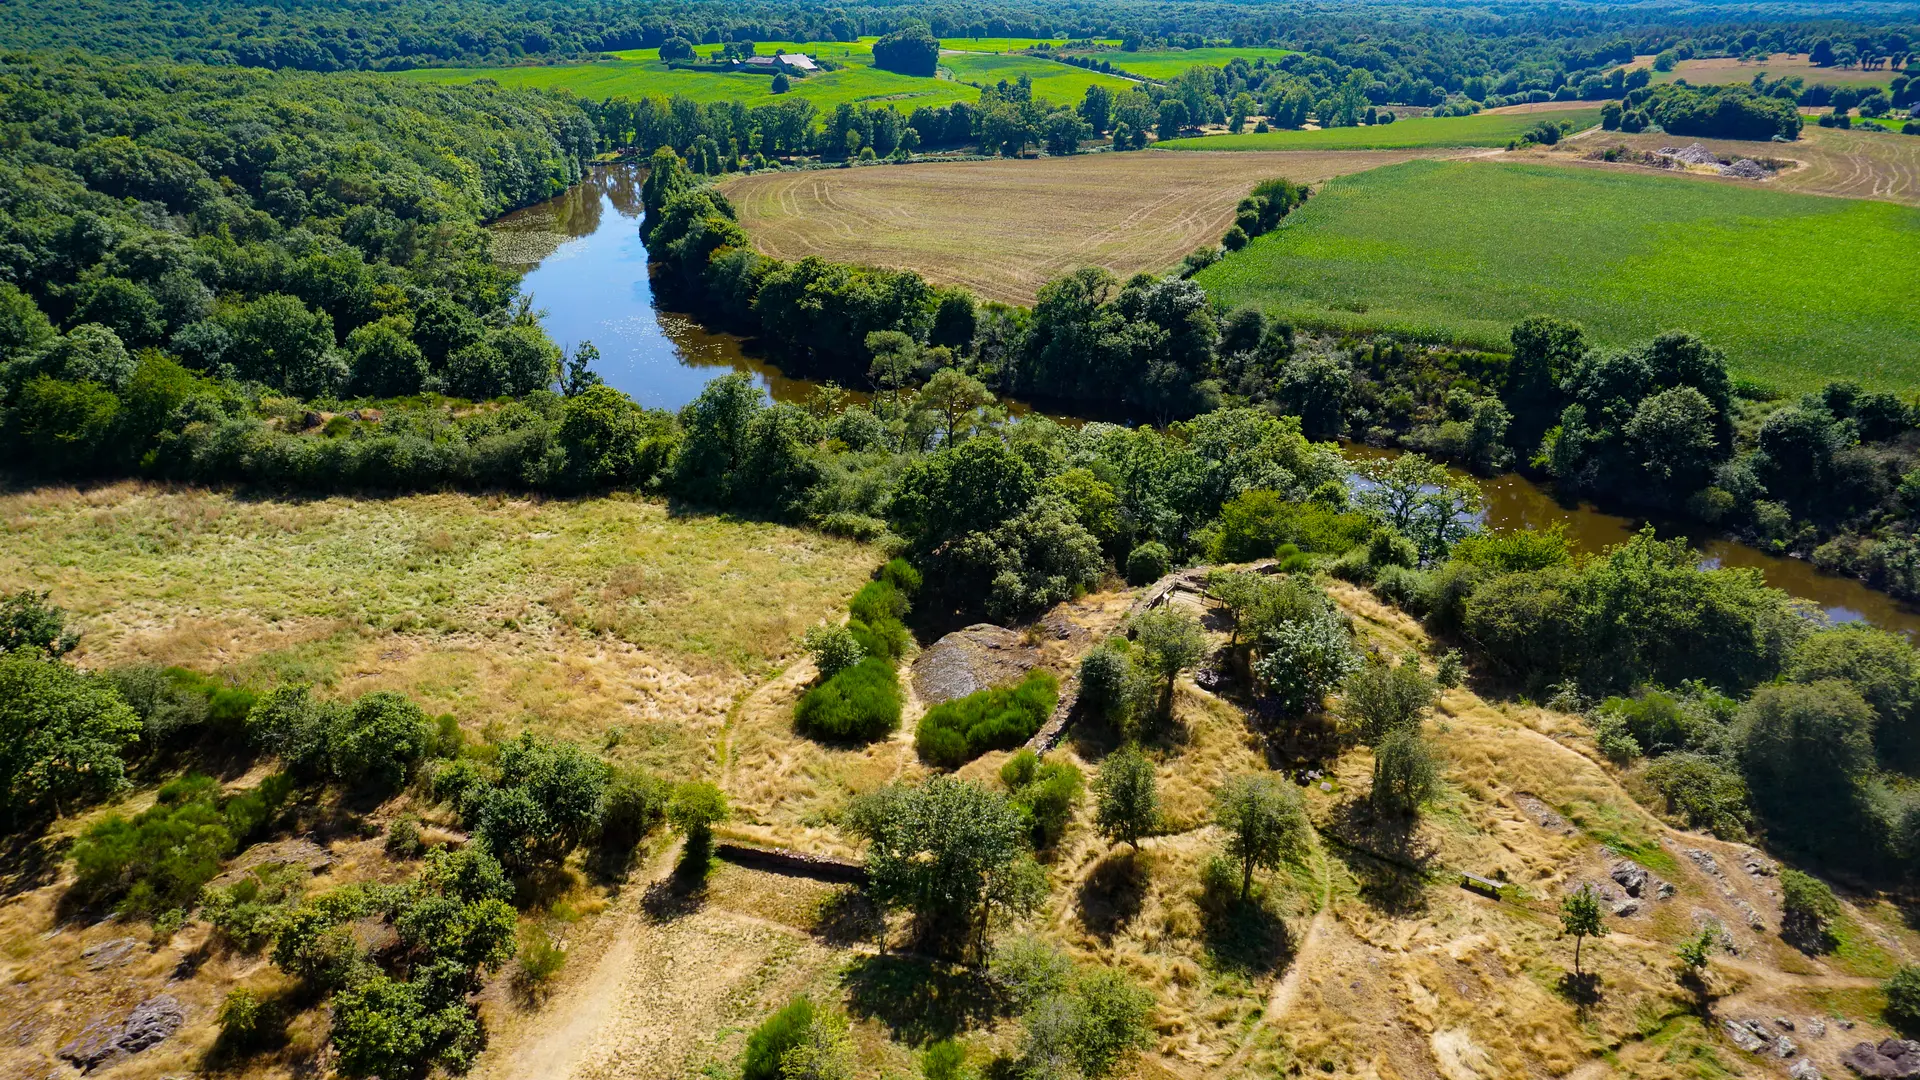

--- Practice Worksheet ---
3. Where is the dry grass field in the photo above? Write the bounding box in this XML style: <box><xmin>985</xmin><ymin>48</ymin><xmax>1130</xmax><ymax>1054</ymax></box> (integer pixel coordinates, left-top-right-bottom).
<box><xmin>469</xmin><ymin>575</ymin><xmax>1920</xmax><ymax>1080</ymax></box>
<box><xmin>719</xmin><ymin>150</ymin><xmax>1463</xmax><ymax>304</ymax></box>
<box><xmin>1534</xmin><ymin>123</ymin><xmax>1920</xmax><ymax>205</ymax></box>
<box><xmin>1628</xmin><ymin>52</ymin><xmax>1904</xmax><ymax>87</ymax></box>
<box><xmin>7</xmin><ymin>486</ymin><xmax>1919</xmax><ymax>1080</ymax></box>
<box><xmin>0</xmin><ymin>483</ymin><xmax>877</xmax><ymax>773</ymax></box>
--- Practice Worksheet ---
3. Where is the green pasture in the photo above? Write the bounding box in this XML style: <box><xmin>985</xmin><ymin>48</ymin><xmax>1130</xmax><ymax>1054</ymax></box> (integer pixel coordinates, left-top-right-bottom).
<box><xmin>394</xmin><ymin>53</ymin><xmax>968</xmax><ymax>110</ymax></box>
<box><xmin>1194</xmin><ymin>158</ymin><xmax>1920</xmax><ymax>392</ymax></box>
<box><xmin>940</xmin><ymin>37</ymin><xmax>1122</xmax><ymax>53</ymax></box>
<box><xmin>393</xmin><ymin>45</ymin><xmax>1122</xmax><ymax>110</ymax></box>
<box><xmin>1078</xmin><ymin>46</ymin><xmax>1297</xmax><ymax>80</ymax></box>
<box><xmin>1158</xmin><ymin>109</ymin><xmax>1604</xmax><ymax>150</ymax></box>
<box><xmin>943</xmin><ymin>53</ymin><xmax>1136</xmax><ymax>101</ymax></box>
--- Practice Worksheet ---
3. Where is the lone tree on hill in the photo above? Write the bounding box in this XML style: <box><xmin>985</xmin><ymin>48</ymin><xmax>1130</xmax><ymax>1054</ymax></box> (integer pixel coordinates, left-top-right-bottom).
<box><xmin>1213</xmin><ymin>773</ymin><xmax>1310</xmax><ymax>902</ymax></box>
<box><xmin>1560</xmin><ymin>884</ymin><xmax>1607</xmax><ymax>978</ymax></box>
<box><xmin>1093</xmin><ymin>744</ymin><xmax>1159</xmax><ymax>851</ymax></box>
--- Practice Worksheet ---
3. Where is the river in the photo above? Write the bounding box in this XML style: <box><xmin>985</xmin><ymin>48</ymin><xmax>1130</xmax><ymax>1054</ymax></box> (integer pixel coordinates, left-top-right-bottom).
<box><xmin>495</xmin><ymin>166</ymin><xmax>1920</xmax><ymax>640</ymax></box>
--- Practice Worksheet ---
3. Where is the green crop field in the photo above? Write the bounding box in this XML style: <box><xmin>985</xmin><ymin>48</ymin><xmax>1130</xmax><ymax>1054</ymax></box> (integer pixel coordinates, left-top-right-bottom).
<box><xmin>1075</xmin><ymin>46</ymin><xmax>1297</xmax><ymax>79</ymax></box>
<box><xmin>1194</xmin><ymin>158</ymin><xmax>1920</xmax><ymax>392</ymax></box>
<box><xmin>1158</xmin><ymin>109</ymin><xmax>1605</xmax><ymax>150</ymax></box>
<box><xmin>943</xmin><ymin>53</ymin><xmax>1136</xmax><ymax>101</ymax></box>
<box><xmin>393</xmin><ymin>42</ymin><xmax>1123</xmax><ymax>109</ymax></box>
<box><xmin>941</xmin><ymin>37</ymin><xmax>1122</xmax><ymax>52</ymax></box>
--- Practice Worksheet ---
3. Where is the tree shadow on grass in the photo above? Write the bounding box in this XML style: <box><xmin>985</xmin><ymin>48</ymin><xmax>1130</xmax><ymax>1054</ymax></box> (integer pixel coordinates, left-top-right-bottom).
<box><xmin>1076</xmin><ymin>850</ymin><xmax>1146</xmax><ymax>942</ymax></box>
<box><xmin>0</xmin><ymin>829</ymin><xmax>67</xmax><ymax>900</ymax></box>
<box><xmin>1321</xmin><ymin>797</ymin><xmax>1437</xmax><ymax>918</ymax></box>
<box><xmin>842</xmin><ymin>953</ymin><xmax>997</xmax><ymax>1047</ymax></box>
<box><xmin>811</xmin><ymin>888</ymin><xmax>884</xmax><ymax>948</ymax></box>
<box><xmin>1202</xmin><ymin>896</ymin><xmax>1295</xmax><ymax>975</ymax></box>
<box><xmin>642</xmin><ymin>838</ymin><xmax>714</xmax><ymax>923</ymax></box>
<box><xmin>1556</xmin><ymin>970</ymin><xmax>1602</xmax><ymax>1016</ymax></box>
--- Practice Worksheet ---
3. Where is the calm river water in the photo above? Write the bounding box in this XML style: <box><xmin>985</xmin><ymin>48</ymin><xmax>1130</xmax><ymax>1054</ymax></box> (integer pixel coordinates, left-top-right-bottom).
<box><xmin>496</xmin><ymin>166</ymin><xmax>1920</xmax><ymax>639</ymax></box>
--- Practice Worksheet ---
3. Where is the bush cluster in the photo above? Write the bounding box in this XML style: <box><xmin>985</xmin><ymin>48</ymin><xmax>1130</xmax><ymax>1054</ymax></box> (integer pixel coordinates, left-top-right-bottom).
<box><xmin>70</xmin><ymin>772</ymin><xmax>291</xmax><ymax>916</ymax></box>
<box><xmin>916</xmin><ymin>671</ymin><xmax>1060</xmax><ymax>768</ymax></box>
<box><xmin>794</xmin><ymin>558</ymin><xmax>919</xmax><ymax>743</ymax></box>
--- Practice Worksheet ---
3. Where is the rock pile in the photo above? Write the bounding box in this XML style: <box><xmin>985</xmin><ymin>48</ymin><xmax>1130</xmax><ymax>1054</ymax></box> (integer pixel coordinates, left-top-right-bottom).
<box><xmin>1654</xmin><ymin>143</ymin><xmax>1770</xmax><ymax>179</ymax></box>
<box><xmin>1845</xmin><ymin>1039</ymin><xmax>1920</xmax><ymax>1078</ymax></box>
<box><xmin>57</xmin><ymin>995</ymin><xmax>186</xmax><ymax>1072</ymax></box>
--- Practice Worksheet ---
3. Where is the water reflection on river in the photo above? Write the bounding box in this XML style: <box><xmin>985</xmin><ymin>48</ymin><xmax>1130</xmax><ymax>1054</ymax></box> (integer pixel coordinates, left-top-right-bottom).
<box><xmin>490</xmin><ymin>166</ymin><xmax>823</xmax><ymax>409</ymax></box>
<box><xmin>493</xmin><ymin>167</ymin><xmax>1920</xmax><ymax>639</ymax></box>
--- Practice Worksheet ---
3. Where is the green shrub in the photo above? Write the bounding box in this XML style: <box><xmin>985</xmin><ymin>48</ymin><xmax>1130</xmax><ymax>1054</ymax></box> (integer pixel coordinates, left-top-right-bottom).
<box><xmin>385</xmin><ymin>814</ymin><xmax>423</xmax><ymax>858</ymax></box>
<box><xmin>1077</xmin><ymin>640</ymin><xmax>1141</xmax><ymax>729</ymax></box>
<box><xmin>217</xmin><ymin>988</ymin><xmax>279</xmax><ymax>1053</ymax></box>
<box><xmin>1780</xmin><ymin>868</ymin><xmax>1841</xmax><ymax>951</ymax></box>
<box><xmin>597</xmin><ymin>766</ymin><xmax>671</xmax><ymax>855</ymax></box>
<box><xmin>849</xmin><ymin>616</ymin><xmax>912</xmax><ymax>661</ymax></box>
<box><xmin>1007</xmin><ymin>756</ymin><xmax>1084</xmax><ymax>849</ymax></box>
<box><xmin>802</xmin><ymin>623</ymin><xmax>866</xmax><ymax>681</ymax></box>
<box><xmin>1886</xmin><ymin>965</ymin><xmax>1920</xmax><ymax>1031</ymax></box>
<box><xmin>916</xmin><ymin>671</ymin><xmax>1060</xmax><ymax>768</ymax></box>
<box><xmin>513</xmin><ymin>924</ymin><xmax>567</xmax><ymax>995</ymax></box>
<box><xmin>334</xmin><ymin>691</ymin><xmax>433</xmax><ymax>791</ymax></box>
<box><xmin>204</xmin><ymin>862</ymin><xmax>307</xmax><ymax>951</ymax></box>
<box><xmin>1642</xmin><ymin>752</ymin><xmax>1749</xmax><ymax>838</ymax></box>
<box><xmin>794</xmin><ymin>656</ymin><xmax>903</xmax><ymax>742</ymax></box>
<box><xmin>742</xmin><ymin>995</ymin><xmax>818</xmax><ymax>1080</ymax></box>
<box><xmin>921</xmin><ymin>1039</ymin><xmax>972</xmax><ymax>1080</ymax></box>
<box><xmin>881</xmin><ymin>558</ymin><xmax>923</xmax><ymax>595</ymax></box>
<box><xmin>106</xmin><ymin>664</ymin><xmax>211</xmax><ymax>744</ymax></box>
<box><xmin>70</xmin><ymin>772</ymin><xmax>288</xmax><ymax>916</ymax></box>
<box><xmin>1125</xmin><ymin>541</ymin><xmax>1172</xmax><ymax>585</ymax></box>
<box><xmin>850</xmin><ymin>579</ymin><xmax>909</xmax><ymax>625</ymax></box>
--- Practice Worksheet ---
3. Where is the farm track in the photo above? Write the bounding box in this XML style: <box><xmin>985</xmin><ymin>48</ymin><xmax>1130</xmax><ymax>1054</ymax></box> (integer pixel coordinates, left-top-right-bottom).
<box><xmin>720</xmin><ymin>150</ymin><xmax>1466</xmax><ymax>305</ymax></box>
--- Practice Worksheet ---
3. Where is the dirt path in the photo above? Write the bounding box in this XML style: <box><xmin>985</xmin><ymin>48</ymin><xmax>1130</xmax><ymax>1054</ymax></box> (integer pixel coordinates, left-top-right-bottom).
<box><xmin>477</xmin><ymin>843</ymin><xmax>679</xmax><ymax>1080</ymax></box>
<box><xmin>476</xmin><ymin>846</ymin><xmax>839</xmax><ymax>1080</ymax></box>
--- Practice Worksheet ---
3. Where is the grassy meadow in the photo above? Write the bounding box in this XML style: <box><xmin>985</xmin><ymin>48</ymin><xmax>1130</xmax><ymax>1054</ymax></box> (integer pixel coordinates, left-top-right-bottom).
<box><xmin>392</xmin><ymin>41</ymin><xmax>1131</xmax><ymax>109</ymax></box>
<box><xmin>941</xmin><ymin>36</ymin><xmax>1122</xmax><ymax>52</ymax></box>
<box><xmin>1159</xmin><ymin>109</ymin><xmax>1604</xmax><ymax>150</ymax></box>
<box><xmin>1076</xmin><ymin>45</ymin><xmax>1297</xmax><ymax>79</ymax></box>
<box><xmin>943</xmin><ymin>52</ymin><xmax>1136</xmax><ymax>100</ymax></box>
<box><xmin>1194</xmin><ymin>157</ymin><xmax>1920</xmax><ymax>392</ymax></box>
<box><xmin>0</xmin><ymin>483</ymin><xmax>876</xmax><ymax>771</ymax></box>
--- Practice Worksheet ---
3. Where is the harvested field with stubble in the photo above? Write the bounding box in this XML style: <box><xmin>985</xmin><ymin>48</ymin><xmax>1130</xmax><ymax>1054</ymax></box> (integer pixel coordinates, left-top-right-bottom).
<box><xmin>0</xmin><ymin>483</ymin><xmax>877</xmax><ymax>775</ymax></box>
<box><xmin>1533</xmin><ymin>123</ymin><xmax>1920</xmax><ymax>206</ymax></box>
<box><xmin>720</xmin><ymin>150</ymin><xmax>1464</xmax><ymax>304</ymax></box>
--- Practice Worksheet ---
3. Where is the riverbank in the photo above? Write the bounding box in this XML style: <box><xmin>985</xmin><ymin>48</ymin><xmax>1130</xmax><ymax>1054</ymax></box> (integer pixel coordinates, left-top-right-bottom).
<box><xmin>498</xmin><ymin>166</ymin><xmax>1920</xmax><ymax>640</ymax></box>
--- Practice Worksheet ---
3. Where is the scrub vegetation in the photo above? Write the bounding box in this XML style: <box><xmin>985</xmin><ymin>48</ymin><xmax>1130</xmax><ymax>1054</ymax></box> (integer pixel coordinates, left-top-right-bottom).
<box><xmin>6</xmin><ymin>1</ymin><xmax>1920</xmax><ymax>1078</ymax></box>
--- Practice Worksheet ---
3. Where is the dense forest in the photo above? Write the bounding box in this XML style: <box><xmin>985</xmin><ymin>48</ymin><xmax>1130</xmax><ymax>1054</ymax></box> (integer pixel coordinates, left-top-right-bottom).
<box><xmin>0</xmin><ymin>56</ymin><xmax>595</xmax><ymax>407</ymax></box>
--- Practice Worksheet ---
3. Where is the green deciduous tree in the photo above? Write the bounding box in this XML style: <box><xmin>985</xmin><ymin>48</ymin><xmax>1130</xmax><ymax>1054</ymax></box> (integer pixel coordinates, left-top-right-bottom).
<box><xmin>1131</xmin><ymin>606</ymin><xmax>1207</xmax><ymax>721</ymax></box>
<box><xmin>847</xmin><ymin>776</ymin><xmax>1045</xmax><ymax>958</ymax></box>
<box><xmin>0</xmin><ymin>652</ymin><xmax>141</xmax><ymax>823</ymax></box>
<box><xmin>1369</xmin><ymin>726</ymin><xmax>1440</xmax><ymax>818</ymax></box>
<box><xmin>1093</xmin><ymin>743</ymin><xmax>1158</xmax><ymax>850</ymax></box>
<box><xmin>1354</xmin><ymin>454</ymin><xmax>1483</xmax><ymax>562</ymax></box>
<box><xmin>1560</xmin><ymin>884</ymin><xmax>1606</xmax><ymax>977</ymax></box>
<box><xmin>1213</xmin><ymin>773</ymin><xmax>1310</xmax><ymax>901</ymax></box>
<box><xmin>1343</xmin><ymin>655</ymin><xmax>1437</xmax><ymax>743</ymax></box>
